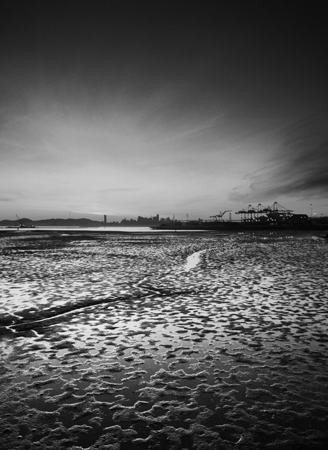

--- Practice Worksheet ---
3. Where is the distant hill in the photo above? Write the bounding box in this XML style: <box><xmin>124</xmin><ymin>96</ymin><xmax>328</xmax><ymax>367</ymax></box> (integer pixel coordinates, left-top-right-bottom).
<box><xmin>36</xmin><ymin>218</ymin><xmax>106</xmax><ymax>226</ymax></box>
<box><xmin>0</xmin><ymin>218</ymin><xmax>104</xmax><ymax>227</ymax></box>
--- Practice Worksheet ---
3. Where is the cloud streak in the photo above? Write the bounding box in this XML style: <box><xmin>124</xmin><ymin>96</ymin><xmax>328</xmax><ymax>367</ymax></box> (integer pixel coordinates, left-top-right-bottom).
<box><xmin>230</xmin><ymin>111</ymin><xmax>328</xmax><ymax>202</ymax></box>
<box><xmin>1</xmin><ymin>1</ymin><xmax>328</xmax><ymax>219</ymax></box>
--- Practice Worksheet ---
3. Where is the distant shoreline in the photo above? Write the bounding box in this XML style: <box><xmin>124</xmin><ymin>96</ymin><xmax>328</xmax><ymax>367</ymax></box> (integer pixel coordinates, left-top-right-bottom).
<box><xmin>0</xmin><ymin>216</ymin><xmax>170</xmax><ymax>228</ymax></box>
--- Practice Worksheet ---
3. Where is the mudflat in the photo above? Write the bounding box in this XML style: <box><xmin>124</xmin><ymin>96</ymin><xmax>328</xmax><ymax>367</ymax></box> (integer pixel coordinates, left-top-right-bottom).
<box><xmin>0</xmin><ymin>231</ymin><xmax>327</xmax><ymax>449</ymax></box>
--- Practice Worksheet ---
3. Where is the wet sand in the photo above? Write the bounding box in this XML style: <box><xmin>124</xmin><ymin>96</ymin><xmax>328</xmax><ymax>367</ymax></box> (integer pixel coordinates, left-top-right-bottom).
<box><xmin>0</xmin><ymin>232</ymin><xmax>328</xmax><ymax>449</ymax></box>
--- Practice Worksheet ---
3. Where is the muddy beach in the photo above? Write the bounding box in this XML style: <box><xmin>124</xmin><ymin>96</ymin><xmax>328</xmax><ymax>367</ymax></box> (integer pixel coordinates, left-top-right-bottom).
<box><xmin>0</xmin><ymin>231</ymin><xmax>328</xmax><ymax>449</ymax></box>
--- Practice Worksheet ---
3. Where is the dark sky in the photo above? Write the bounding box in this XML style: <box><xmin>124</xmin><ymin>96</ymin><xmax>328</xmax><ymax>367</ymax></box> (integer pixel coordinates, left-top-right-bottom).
<box><xmin>1</xmin><ymin>0</ymin><xmax>327</xmax><ymax>219</ymax></box>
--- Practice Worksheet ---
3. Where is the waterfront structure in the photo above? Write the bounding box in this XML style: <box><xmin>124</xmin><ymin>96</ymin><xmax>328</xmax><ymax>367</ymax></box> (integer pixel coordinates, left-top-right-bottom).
<box><xmin>152</xmin><ymin>202</ymin><xmax>325</xmax><ymax>231</ymax></box>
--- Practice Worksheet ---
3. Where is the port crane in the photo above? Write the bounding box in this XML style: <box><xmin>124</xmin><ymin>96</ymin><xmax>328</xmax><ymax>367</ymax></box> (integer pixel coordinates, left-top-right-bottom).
<box><xmin>15</xmin><ymin>214</ymin><xmax>31</xmax><ymax>228</ymax></box>
<box><xmin>16</xmin><ymin>214</ymin><xmax>22</xmax><ymax>227</ymax></box>
<box><xmin>210</xmin><ymin>210</ymin><xmax>231</xmax><ymax>221</ymax></box>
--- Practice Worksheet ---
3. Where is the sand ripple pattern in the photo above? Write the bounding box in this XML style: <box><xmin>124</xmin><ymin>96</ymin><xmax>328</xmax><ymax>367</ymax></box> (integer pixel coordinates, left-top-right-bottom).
<box><xmin>0</xmin><ymin>232</ymin><xmax>328</xmax><ymax>449</ymax></box>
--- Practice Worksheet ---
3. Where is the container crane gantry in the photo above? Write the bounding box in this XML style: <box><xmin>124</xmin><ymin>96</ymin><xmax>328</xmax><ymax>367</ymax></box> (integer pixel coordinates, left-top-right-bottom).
<box><xmin>210</xmin><ymin>210</ymin><xmax>231</xmax><ymax>221</ymax></box>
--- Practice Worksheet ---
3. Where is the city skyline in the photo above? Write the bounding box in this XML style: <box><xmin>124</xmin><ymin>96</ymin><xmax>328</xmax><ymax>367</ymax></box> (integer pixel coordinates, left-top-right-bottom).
<box><xmin>0</xmin><ymin>201</ymin><xmax>325</xmax><ymax>224</ymax></box>
<box><xmin>1</xmin><ymin>1</ymin><xmax>328</xmax><ymax>221</ymax></box>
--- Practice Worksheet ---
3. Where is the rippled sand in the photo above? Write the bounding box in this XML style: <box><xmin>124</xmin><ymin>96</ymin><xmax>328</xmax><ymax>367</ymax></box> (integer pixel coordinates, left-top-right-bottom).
<box><xmin>0</xmin><ymin>231</ymin><xmax>328</xmax><ymax>449</ymax></box>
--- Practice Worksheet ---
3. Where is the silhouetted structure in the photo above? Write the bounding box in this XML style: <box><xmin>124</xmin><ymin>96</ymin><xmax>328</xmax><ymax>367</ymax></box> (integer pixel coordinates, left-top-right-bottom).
<box><xmin>0</xmin><ymin>214</ymin><xmax>171</xmax><ymax>228</ymax></box>
<box><xmin>153</xmin><ymin>202</ymin><xmax>326</xmax><ymax>230</ymax></box>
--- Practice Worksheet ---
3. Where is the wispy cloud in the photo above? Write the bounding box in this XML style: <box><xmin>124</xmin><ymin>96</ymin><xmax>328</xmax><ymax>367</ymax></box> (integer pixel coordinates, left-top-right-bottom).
<box><xmin>229</xmin><ymin>111</ymin><xmax>328</xmax><ymax>202</ymax></box>
<box><xmin>99</xmin><ymin>188</ymin><xmax>139</xmax><ymax>194</ymax></box>
<box><xmin>0</xmin><ymin>190</ymin><xmax>27</xmax><ymax>203</ymax></box>
<box><xmin>0</xmin><ymin>195</ymin><xmax>15</xmax><ymax>202</ymax></box>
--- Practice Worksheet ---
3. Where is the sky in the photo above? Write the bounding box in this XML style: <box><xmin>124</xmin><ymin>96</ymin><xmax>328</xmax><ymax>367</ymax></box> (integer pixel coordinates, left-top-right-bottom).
<box><xmin>1</xmin><ymin>0</ymin><xmax>328</xmax><ymax>221</ymax></box>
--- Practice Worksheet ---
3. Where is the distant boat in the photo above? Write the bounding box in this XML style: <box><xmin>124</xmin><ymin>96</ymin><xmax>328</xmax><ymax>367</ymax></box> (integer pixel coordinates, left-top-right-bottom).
<box><xmin>6</xmin><ymin>214</ymin><xmax>37</xmax><ymax>229</ymax></box>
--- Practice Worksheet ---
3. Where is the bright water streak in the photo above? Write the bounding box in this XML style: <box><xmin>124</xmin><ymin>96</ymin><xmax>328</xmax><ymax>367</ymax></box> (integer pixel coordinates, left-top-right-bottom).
<box><xmin>185</xmin><ymin>250</ymin><xmax>203</xmax><ymax>271</ymax></box>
